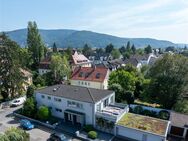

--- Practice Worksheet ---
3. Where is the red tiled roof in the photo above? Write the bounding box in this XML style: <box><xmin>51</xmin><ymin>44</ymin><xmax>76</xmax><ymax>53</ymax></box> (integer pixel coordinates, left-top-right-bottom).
<box><xmin>39</xmin><ymin>57</ymin><xmax>51</xmax><ymax>69</ymax></box>
<box><xmin>71</xmin><ymin>67</ymin><xmax>108</xmax><ymax>82</ymax></box>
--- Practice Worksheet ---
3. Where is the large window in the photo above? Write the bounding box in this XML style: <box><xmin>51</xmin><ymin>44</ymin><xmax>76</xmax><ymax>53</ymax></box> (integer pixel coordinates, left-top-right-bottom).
<box><xmin>54</xmin><ymin>97</ymin><xmax>61</xmax><ymax>102</ymax></box>
<box><xmin>41</xmin><ymin>95</ymin><xmax>45</xmax><ymax>99</ymax></box>
<box><xmin>55</xmin><ymin>108</ymin><xmax>62</xmax><ymax>112</ymax></box>
<box><xmin>97</xmin><ymin>103</ymin><xmax>101</xmax><ymax>112</ymax></box>
<box><xmin>67</xmin><ymin>101</ymin><xmax>83</xmax><ymax>109</ymax></box>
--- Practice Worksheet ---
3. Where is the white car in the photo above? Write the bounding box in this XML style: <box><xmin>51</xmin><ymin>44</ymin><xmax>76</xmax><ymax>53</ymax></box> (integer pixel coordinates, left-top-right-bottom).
<box><xmin>11</xmin><ymin>97</ymin><xmax>26</xmax><ymax>107</ymax></box>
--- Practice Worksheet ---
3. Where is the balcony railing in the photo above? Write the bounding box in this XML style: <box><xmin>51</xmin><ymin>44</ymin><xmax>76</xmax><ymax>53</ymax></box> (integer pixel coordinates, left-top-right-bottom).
<box><xmin>96</xmin><ymin>103</ymin><xmax>129</xmax><ymax>122</ymax></box>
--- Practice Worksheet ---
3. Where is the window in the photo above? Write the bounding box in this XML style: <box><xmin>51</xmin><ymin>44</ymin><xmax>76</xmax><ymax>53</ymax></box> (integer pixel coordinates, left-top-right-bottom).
<box><xmin>55</xmin><ymin>108</ymin><xmax>62</xmax><ymax>112</ymax></box>
<box><xmin>104</xmin><ymin>98</ymin><xmax>109</xmax><ymax>107</ymax></box>
<box><xmin>48</xmin><ymin>106</ymin><xmax>52</xmax><ymax>110</ymax></box>
<box><xmin>41</xmin><ymin>95</ymin><xmax>45</xmax><ymax>99</ymax></box>
<box><xmin>110</xmin><ymin>96</ymin><xmax>114</xmax><ymax>103</ymax></box>
<box><xmin>97</xmin><ymin>103</ymin><xmax>101</xmax><ymax>112</ymax></box>
<box><xmin>85</xmin><ymin>82</ymin><xmax>87</xmax><ymax>85</ymax></box>
<box><xmin>88</xmin><ymin>82</ymin><xmax>90</xmax><ymax>86</ymax></box>
<box><xmin>54</xmin><ymin>97</ymin><xmax>61</xmax><ymax>102</ymax></box>
<box><xmin>47</xmin><ymin>96</ymin><xmax>51</xmax><ymax>100</ymax></box>
<box><xmin>81</xmin><ymin>81</ymin><xmax>84</xmax><ymax>85</ymax></box>
<box><xmin>78</xmin><ymin>81</ymin><xmax>80</xmax><ymax>85</ymax></box>
<box><xmin>67</xmin><ymin>101</ymin><xmax>83</xmax><ymax>109</ymax></box>
<box><xmin>96</xmin><ymin>73</ymin><xmax>100</xmax><ymax>79</ymax></box>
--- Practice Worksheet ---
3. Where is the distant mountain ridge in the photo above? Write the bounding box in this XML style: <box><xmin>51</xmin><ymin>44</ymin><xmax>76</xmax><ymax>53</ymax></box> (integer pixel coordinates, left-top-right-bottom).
<box><xmin>5</xmin><ymin>28</ymin><xmax>179</xmax><ymax>48</ymax></box>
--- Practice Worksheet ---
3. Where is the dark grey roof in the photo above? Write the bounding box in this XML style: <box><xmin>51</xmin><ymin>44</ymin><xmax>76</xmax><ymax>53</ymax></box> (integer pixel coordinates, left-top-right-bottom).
<box><xmin>170</xmin><ymin>112</ymin><xmax>188</xmax><ymax>127</ymax></box>
<box><xmin>35</xmin><ymin>84</ymin><xmax>114</xmax><ymax>103</ymax></box>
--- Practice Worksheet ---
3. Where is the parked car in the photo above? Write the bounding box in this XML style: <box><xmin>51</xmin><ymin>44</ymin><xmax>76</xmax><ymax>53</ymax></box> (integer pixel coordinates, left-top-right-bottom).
<box><xmin>48</xmin><ymin>133</ymin><xmax>71</xmax><ymax>141</ymax></box>
<box><xmin>11</xmin><ymin>97</ymin><xmax>26</xmax><ymax>107</ymax></box>
<box><xmin>20</xmin><ymin>119</ymin><xmax>34</xmax><ymax>130</ymax></box>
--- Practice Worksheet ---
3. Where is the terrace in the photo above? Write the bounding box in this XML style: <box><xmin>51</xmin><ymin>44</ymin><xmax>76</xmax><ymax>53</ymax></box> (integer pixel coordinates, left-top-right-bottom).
<box><xmin>96</xmin><ymin>103</ymin><xmax>129</xmax><ymax>122</ymax></box>
<box><xmin>117</xmin><ymin>113</ymin><xmax>169</xmax><ymax>136</ymax></box>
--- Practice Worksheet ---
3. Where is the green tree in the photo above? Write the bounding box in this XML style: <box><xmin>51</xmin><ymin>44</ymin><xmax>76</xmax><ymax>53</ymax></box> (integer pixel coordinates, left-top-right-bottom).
<box><xmin>173</xmin><ymin>100</ymin><xmax>188</xmax><ymax>114</ymax></box>
<box><xmin>82</xmin><ymin>44</ymin><xmax>93</xmax><ymax>57</ymax></box>
<box><xmin>126</xmin><ymin>41</ymin><xmax>131</xmax><ymax>52</ymax></box>
<box><xmin>96</xmin><ymin>48</ymin><xmax>104</xmax><ymax>55</ymax></box>
<box><xmin>111</xmin><ymin>49</ymin><xmax>121</xmax><ymax>59</ymax></box>
<box><xmin>108</xmin><ymin>84</ymin><xmax>123</xmax><ymax>102</ymax></box>
<box><xmin>119</xmin><ymin>46</ymin><xmax>126</xmax><ymax>54</ymax></box>
<box><xmin>22</xmin><ymin>97</ymin><xmax>37</xmax><ymax>118</ymax></box>
<box><xmin>109</xmin><ymin>69</ymin><xmax>136</xmax><ymax>92</ymax></box>
<box><xmin>26</xmin><ymin>85</ymin><xmax>35</xmax><ymax>98</ymax></box>
<box><xmin>0</xmin><ymin>33</ymin><xmax>25</xmax><ymax>99</ymax></box>
<box><xmin>144</xmin><ymin>45</ymin><xmax>152</xmax><ymax>54</ymax></box>
<box><xmin>37</xmin><ymin>106</ymin><xmax>51</xmax><ymax>121</ymax></box>
<box><xmin>105</xmin><ymin>43</ymin><xmax>114</xmax><ymax>54</ymax></box>
<box><xmin>27</xmin><ymin>21</ymin><xmax>45</xmax><ymax>66</ymax></box>
<box><xmin>50</xmin><ymin>53</ymin><xmax>71</xmax><ymax>83</ymax></box>
<box><xmin>52</xmin><ymin>42</ymin><xmax>57</xmax><ymax>52</ymax></box>
<box><xmin>131</xmin><ymin>44</ymin><xmax>136</xmax><ymax>54</ymax></box>
<box><xmin>148</xmin><ymin>54</ymin><xmax>188</xmax><ymax>109</ymax></box>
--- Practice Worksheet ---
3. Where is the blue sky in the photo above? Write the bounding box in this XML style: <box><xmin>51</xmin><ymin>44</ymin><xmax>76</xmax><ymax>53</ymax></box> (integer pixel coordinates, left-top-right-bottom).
<box><xmin>0</xmin><ymin>0</ymin><xmax>188</xmax><ymax>43</ymax></box>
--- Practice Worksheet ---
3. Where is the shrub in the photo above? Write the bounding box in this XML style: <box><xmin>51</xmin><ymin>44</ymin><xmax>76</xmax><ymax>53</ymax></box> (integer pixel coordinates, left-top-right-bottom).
<box><xmin>142</xmin><ymin>109</ymin><xmax>151</xmax><ymax>116</ymax></box>
<box><xmin>0</xmin><ymin>134</ymin><xmax>9</xmax><ymax>141</ymax></box>
<box><xmin>133</xmin><ymin>106</ymin><xmax>143</xmax><ymax>114</ymax></box>
<box><xmin>83</xmin><ymin>125</ymin><xmax>94</xmax><ymax>132</ymax></box>
<box><xmin>88</xmin><ymin>131</ymin><xmax>97</xmax><ymax>139</ymax></box>
<box><xmin>37</xmin><ymin>106</ymin><xmax>51</xmax><ymax>121</ymax></box>
<box><xmin>5</xmin><ymin>127</ymin><xmax>29</xmax><ymax>141</ymax></box>
<box><xmin>158</xmin><ymin>110</ymin><xmax>170</xmax><ymax>120</ymax></box>
<box><xmin>22</xmin><ymin>97</ymin><xmax>37</xmax><ymax>118</ymax></box>
<box><xmin>26</xmin><ymin>85</ymin><xmax>35</xmax><ymax>98</ymax></box>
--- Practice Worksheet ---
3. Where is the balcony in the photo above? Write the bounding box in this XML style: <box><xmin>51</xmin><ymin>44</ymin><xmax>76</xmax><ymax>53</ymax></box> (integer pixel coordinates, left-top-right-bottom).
<box><xmin>96</xmin><ymin>103</ymin><xmax>129</xmax><ymax>122</ymax></box>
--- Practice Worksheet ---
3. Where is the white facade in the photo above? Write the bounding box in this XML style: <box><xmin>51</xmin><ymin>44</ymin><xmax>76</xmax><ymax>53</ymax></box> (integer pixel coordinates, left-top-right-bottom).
<box><xmin>116</xmin><ymin>124</ymin><xmax>168</xmax><ymax>141</ymax></box>
<box><xmin>35</xmin><ymin>91</ymin><xmax>115</xmax><ymax>126</ymax></box>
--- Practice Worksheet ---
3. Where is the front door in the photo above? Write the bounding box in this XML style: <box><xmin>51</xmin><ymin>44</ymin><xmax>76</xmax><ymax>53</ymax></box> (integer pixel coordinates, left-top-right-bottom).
<box><xmin>64</xmin><ymin>113</ymin><xmax>68</xmax><ymax>122</ymax></box>
<box><xmin>73</xmin><ymin>115</ymin><xmax>77</xmax><ymax>125</ymax></box>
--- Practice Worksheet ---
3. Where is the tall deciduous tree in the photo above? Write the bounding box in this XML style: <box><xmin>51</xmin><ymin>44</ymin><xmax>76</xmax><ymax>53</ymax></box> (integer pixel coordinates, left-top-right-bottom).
<box><xmin>144</xmin><ymin>45</ymin><xmax>152</xmax><ymax>54</ymax></box>
<box><xmin>111</xmin><ymin>48</ymin><xmax>121</xmax><ymax>59</ymax></box>
<box><xmin>50</xmin><ymin>53</ymin><xmax>71</xmax><ymax>83</ymax></box>
<box><xmin>27</xmin><ymin>21</ymin><xmax>45</xmax><ymax>66</ymax></box>
<box><xmin>148</xmin><ymin>54</ymin><xmax>188</xmax><ymax>109</ymax></box>
<box><xmin>82</xmin><ymin>44</ymin><xmax>93</xmax><ymax>57</ymax></box>
<box><xmin>105</xmin><ymin>43</ymin><xmax>114</xmax><ymax>54</ymax></box>
<box><xmin>0</xmin><ymin>33</ymin><xmax>25</xmax><ymax>99</ymax></box>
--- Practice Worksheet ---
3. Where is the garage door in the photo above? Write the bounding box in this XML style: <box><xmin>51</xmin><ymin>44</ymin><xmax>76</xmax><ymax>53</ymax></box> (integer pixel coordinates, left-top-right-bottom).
<box><xmin>170</xmin><ymin>126</ymin><xmax>184</xmax><ymax>137</ymax></box>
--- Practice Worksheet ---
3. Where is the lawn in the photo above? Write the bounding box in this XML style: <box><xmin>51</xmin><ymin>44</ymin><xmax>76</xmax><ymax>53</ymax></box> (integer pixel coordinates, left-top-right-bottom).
<box><xmin>117</xmin><ymin>113</ymin><xmax>168</xmax><ymax>135</ymax></box>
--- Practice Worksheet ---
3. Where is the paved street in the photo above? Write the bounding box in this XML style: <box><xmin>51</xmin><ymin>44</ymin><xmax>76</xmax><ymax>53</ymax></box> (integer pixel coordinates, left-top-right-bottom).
<box><xmin>0</xmin><ymin>106</ymin><xmax>81</xmax><ymax>141</ymax></box>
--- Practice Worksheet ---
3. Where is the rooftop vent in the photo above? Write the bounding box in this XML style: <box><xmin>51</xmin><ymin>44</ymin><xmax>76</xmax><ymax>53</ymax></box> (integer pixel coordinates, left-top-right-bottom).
<box><xmin>53</xmin><ymin>88</ymin><xmax>57</xmax><ymax>92</ymax></box>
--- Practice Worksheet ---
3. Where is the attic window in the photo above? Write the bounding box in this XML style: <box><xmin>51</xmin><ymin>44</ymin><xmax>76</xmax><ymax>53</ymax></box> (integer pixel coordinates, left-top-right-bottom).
<box><xmin>96</xmin><ymin>73</ymin><xmax>100</xmax><ymax>79</ymax></box>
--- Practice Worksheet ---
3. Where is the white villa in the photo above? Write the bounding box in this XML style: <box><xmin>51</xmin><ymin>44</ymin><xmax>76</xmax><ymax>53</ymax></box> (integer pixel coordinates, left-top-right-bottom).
<box><xmin>35</xmin><ymin>84</ymin><xmax>170</xmax><ymax>141</ymax></box>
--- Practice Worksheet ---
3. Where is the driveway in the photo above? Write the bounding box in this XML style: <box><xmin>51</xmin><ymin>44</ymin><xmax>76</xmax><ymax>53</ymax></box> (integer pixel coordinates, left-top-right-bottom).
<box><xmin>0</xmin><ymin>106</ymin><xmax>80</xmax><ymax>141</ymax></box>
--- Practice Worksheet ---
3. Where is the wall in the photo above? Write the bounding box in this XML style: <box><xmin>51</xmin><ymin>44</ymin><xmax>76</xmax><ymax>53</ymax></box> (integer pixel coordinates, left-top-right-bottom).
<box><xmin>35</xmin><ymin>93</ymin><xmax>94</xmax><ymax>125</ymax></box>
<box><xmin>116</xmin><ymin>125</ymin><xmax>166</xmax><ymax>141</ymax></box>
<box><xmin>70</xmin><ymin>80</ymin><xmax>105</xmax><ymax>89</ymax></box>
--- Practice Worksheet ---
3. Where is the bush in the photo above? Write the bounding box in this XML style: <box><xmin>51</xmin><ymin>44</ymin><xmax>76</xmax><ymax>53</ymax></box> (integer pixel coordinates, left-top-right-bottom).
<box><xmin>5</xmin><ymin>127</ymin><xmax>29</xmax><ymax>141</ymax></box>
<box><xmin>0</xmin><ymin>134</ymin><xmax>9</xmax><ymax>141</ymax></box>
<box><xmin>142</xmin><ymin>109</ymin><xmax>151</xmax><ymax>116</ymax></box>
<box><xmin>133</xmin><ymin>106</ymin><xmax>143</xmax><ymax>114</ymax></box>
<box><xmin>83</xmin><ymin>125</ymin><xmax>94</xmax><ymax>132</ymax></box>
<box><xmin>37</xmin><ymin>106</ymin><xmax>51</xmax><ymax>121</ymax></box>
<box><xmin>158</xmin><ymin>110</ymin><xmax>170</xmax><ymax>120</ymax></box>
<box><xmin>26</xmin><ymin>85</ymin><xmax>35</xmax><ymax>98</ymax></box>
<box><xmin>88</xmin><ymin>131</ymin><xmax>97</xmax><ymax>139</ymax></box>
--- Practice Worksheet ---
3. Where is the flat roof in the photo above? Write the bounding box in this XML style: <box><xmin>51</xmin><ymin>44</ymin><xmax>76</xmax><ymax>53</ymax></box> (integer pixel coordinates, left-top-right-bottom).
<box><xmin>117</xmin><ymin>113</ymin><xmax>168</xmax><ymax>136</ymax></box>
<box><xmin>170</xmin><ymin>111</ymin><xmax>188</xmax><ymax>127</ymax></box>
<box><xmin>35</xmin><ymin>84</ymin><xmax>113</xmax><ymax>104</ymax></box>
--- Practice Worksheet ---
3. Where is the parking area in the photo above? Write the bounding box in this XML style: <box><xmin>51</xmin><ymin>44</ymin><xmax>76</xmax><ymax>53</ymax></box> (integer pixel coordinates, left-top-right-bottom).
<box><xmin>0</xmin><ymin>106</ymin><xmax>81</xmax><ymax>141</ymax></box>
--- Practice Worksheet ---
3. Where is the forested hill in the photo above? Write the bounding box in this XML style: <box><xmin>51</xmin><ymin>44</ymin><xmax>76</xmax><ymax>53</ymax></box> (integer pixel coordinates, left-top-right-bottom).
<box><xmin>5</xmin><ymin>28</ymin><xmax>177</xmax><ymax>48</ymax></box>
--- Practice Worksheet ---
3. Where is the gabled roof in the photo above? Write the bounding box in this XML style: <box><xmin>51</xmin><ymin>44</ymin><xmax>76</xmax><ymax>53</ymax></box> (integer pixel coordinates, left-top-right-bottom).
<box><xmin>72</xmin><ymin>51</ymin><xmax>90</xmax><ymax>65</ymax></box>
<box><xmin>39</xmin><ymin>57</ymin><xmax>51</xmax><ymax>69</ymax></box>
<box><xmin>71</xmin><ymin>66</ymin><xmax>109</xmax><ymax>82</ymax></box>
<box><xmin>124</xmin><ymin>58</ymin><xmax>139</xmax><ymax>67</ymax></box>
<box><xmin>35</xmin><ymin>84</ymin><xmax>113</xmax><ymax>103</ymax></box>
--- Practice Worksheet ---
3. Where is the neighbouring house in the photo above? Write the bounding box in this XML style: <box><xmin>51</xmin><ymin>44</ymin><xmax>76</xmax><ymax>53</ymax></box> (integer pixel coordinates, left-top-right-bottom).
<box><xmin>20</xmin><ymin>69</ymin><xmax>33</xmax><ymax>91</ymax></box>
<box><xmin>168</xmin><ymin>112</ymin><xmax>188</xmax><ymax>140</ymax></box>
<box><xmin>71</xmin><ymin>51</ymin><xmax>92</xmax><ymax>70</ymax></box>
<box><xmin>70</xmin><ymin>66</ymin><xmax>110</xmax><ymax>89</ymax></box>
<box><xmin>38</xmin><ymin>57</ymin><xmax>51</xmax><ymax>75</ymax></box>
<box><xmin>35</xmin><ymin>84</ymin><xmax>170</xmax><ymax>141</ymax></box>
